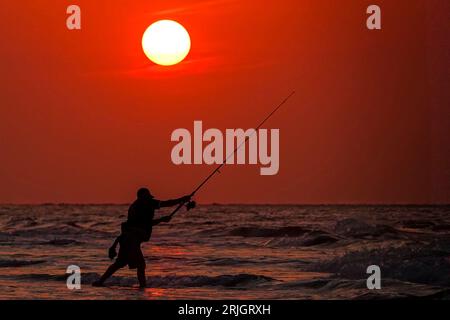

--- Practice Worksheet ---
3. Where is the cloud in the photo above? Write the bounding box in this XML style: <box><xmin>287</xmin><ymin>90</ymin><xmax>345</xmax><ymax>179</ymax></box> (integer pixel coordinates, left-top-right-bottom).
<box><xmin>151</xmin><ymin>0</ymin><xmax>239</xmax><ymax>17</ymax></box>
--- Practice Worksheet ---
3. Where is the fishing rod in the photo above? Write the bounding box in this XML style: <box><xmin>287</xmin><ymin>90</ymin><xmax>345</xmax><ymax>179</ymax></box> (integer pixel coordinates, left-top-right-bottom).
<box><xmin>169</xmin><ymin>90</ymin><xmax>296</xmax><ymax>218</ymax></box>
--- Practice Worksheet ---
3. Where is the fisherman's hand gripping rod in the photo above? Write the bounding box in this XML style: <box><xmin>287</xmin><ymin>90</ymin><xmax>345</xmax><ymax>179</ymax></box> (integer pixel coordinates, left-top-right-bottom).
<box><xmin>168</xmin><ymin>91</ymin><xmax>296</xmax><ymax>219</ymax></box>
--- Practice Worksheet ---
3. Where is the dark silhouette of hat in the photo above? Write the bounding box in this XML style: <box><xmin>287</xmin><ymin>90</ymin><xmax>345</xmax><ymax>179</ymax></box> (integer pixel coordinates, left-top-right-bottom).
<box><xmin>137</xmin><ymin>187</ymin><xmax>154</xmax><ymax>199</ymax></box>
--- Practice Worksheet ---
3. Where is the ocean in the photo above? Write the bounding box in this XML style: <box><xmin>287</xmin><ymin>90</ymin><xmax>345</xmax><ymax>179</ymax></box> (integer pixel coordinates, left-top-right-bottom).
<box><xmin>0</xmin><ymin>204</ymin><xmax>449</xmax><ymax>299</ymax></box>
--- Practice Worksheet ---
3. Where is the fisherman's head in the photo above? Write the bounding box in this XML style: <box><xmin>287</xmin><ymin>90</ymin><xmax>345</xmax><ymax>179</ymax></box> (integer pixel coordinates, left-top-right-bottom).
<box><xmin>137</xmin><ymin>187</ymin><xmax>153</xmax><ymax>199</ymax></box>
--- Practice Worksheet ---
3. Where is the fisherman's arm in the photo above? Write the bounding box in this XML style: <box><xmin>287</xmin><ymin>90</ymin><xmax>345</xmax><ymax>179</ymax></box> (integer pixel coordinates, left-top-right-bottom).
<box><xmin>159</xmin><ymin>195</ymin><xmax>191</xmax><ymax>208</ymax></box>
<box><xmin>151</xmin><ymin>216</ymin><xmax>172</xmax><ymax>226</ymax></box>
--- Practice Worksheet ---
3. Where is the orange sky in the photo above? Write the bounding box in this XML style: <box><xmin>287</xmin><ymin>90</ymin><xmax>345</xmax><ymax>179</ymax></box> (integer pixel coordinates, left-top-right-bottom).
<box><xmin>0</xmin><ymin>0</ymin><xmax>449</xmax><ymax>204</ymax></box>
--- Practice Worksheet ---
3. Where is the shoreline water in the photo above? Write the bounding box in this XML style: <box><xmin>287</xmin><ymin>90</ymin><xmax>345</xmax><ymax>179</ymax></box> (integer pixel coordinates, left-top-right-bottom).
<box><xmin>0</xmin><ymin>204</ymin><xmax>449</xmax><ymax>299</ymax></box>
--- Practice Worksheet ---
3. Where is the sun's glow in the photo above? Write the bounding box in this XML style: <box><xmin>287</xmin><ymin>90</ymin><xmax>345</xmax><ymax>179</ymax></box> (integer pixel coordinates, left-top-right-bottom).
<box><xmin>142</xmin><ymin>20</ymin><xmax>191</xmax><ymax>66</ymax></box>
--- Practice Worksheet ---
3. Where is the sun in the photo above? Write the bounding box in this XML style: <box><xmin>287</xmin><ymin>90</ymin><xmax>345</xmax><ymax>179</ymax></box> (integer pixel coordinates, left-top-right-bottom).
<box><xmin>142</xmin><ymin>20</ymin><xmax>191</xmax><ymax>66</ymax></box>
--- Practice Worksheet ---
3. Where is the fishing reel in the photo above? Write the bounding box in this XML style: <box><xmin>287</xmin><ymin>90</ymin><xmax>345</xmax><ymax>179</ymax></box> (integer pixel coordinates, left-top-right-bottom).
<box><xmin>185</xmin><ymin>200</ymin><xmax>196</xmax><ymax>211</ymax></box>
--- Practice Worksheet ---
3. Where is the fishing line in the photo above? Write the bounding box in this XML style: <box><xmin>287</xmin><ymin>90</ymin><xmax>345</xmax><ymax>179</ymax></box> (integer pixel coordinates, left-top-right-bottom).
<box><xmin>169</xmin><ymin>91</ymin><xmax>296</xmax><ymax>218</ymax></box>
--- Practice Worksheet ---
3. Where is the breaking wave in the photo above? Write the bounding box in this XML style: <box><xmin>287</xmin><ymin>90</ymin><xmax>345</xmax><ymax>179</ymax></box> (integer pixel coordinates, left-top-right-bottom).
<box><xmin>9</xmin><ymin>225</ymin><xmax>113</xmax><ymax>237</ymax></box>
<box><xmin>4</xmin><ymin>272</ymin><xmax>275</xmax><ymax>288</ymax></box>
<box><xmin>228</xmin><ymin>226</ymin><xmax>309</xmax><ymax>237</ymax></box>
<box><xmin>36</xmin><ymin>239</ymin><xmax>82</xmax><ymax>246</ymax></box>
<box><xmin>334</xmin><ymin>218</ymin><xmax>402</xmax><ymax>239</ymax></box>
<box><xmin>262</xmin><ymin>233</ymin><xmax>339</xmax><ymax>247</ymax></box>
<box><xmin>0</xmin><ymin>259</ymin><xmax>46</xmax><ymax>268</ymax></box>
<box><xmin>307</xmin><ymin>240</ymin><xmax>450</xmax><ymax>287</ymax></box>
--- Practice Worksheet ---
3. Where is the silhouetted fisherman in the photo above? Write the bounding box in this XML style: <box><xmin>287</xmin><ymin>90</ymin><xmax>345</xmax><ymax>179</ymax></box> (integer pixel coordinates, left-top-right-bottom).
<box><xmin>92</xmin><ymin>187</ymin><xmax>191</xmax><ymax>288</ymax></box>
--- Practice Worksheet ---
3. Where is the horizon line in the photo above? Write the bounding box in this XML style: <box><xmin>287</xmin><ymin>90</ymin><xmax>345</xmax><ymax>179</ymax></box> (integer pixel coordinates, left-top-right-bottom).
<box><xmin>0</xmin><ymin>202</ymin><xmax>448</xmax><ymax>206</ymax></box>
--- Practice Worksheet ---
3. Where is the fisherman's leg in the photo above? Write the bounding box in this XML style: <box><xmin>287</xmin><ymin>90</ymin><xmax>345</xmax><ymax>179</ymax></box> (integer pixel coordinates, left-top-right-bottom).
<box><xmin>135</xmin><ymin>242</ymin><xmax>146</xmax><ymax>288</ymax></box>
<box><xmin>92</xmin><ymin>262</ymin><xmax>125</xmax><ymax>286</ymax></box>
<box><xmin>101</xmin><ymin>262</ymin><xmax>124</xmax><ymax>280</ymax></box>
<box><xmin>137</xmin><ymin>265</ymin><xmax>146</xmax><ymax>288</ymax></box>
